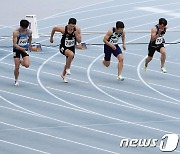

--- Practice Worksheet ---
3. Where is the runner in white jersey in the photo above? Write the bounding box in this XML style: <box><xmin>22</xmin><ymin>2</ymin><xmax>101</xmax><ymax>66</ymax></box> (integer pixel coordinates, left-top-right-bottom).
<box><xmin>103</xmin><ymin>21</ymin><xmax>126</xmax><ymax>81</ymax></box>
<box><xmin>144</xmin><ymin>18</ymin><xmax>168</xmax><ymax>73</ymax></box>
<box><xmin>13</xmin><ymin>19</ymin><xmax>32</xmax><ymax>86</ymax></box>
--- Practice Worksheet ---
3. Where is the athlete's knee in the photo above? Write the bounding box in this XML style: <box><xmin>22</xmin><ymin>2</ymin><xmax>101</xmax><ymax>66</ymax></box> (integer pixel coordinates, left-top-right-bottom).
<box><xmin>24</xmin><ymin>64</ymin><xmax>30</xmax><ymax>68</ymax></box>
<box><xmin>15</xmin><ymin>66</ymin><xmax>20</xmax><ymax>71</ymax></box>
<box><xmin>105</xmin><ymin>63</ymin><xmax>110</xmax><ymax>67</ymax></box>
<box><xmin>118</xmin><ymin>57</ymin><xmax>124</xmax><ymax>63</ymax></box>
<box><xmin>65</xmin><ymin>50</ymin><xmax>74</xmax><ymax>58</ymax></box>
<box><xmin>69</xmin><ymin>52</ymin><xmax>74</xmax><ymax>59</ymax></box>
<box><xmin>22</xmin><ymin>61</ymin><xmax>30</xmax><ymax>68</ymax></box>
<box><xmin>161</xmin><ymin>51</ymin><xmax>166</xmax><ymax>57</ymax></box>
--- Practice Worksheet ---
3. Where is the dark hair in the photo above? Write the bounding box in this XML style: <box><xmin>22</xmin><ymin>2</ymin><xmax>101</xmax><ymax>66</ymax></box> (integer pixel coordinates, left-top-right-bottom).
<box><xmin>68</xmin><ymin>18</ymin><xmax>77</xmax><ymax>25</ymax></box>
<box><xmin>159</xmin><ymin>18</ymin><xmax>167</xmax><ymax>26</ymax></box>
<box><xmin>20</xmin><ymin>19</ymin><xmax>29</xmax><ymax>29</ymax></box>
<box><xmin>116</xmin><ymin>21</ymin><xmax>125</xmax><ymax>29</ymax></box>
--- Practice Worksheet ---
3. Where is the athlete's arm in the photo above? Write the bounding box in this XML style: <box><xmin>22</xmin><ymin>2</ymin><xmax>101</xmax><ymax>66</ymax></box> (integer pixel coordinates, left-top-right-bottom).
<box><xmin>74</xmin><ymin>27</ymin><xmax>81</xmax><ymax>43</ymax></box>
<box><xmin>28</xmin><ymin>30</ymin><xmax>32</xmax><ymax>50</ymax></box>
<box><xmin>103</xmin><ymin>29</ymin><xmax>116</xmax><ymax>50</ymax></box>
<box><xmin>50</xmin><ymin>27</ymin><xmax>64</xmax><ymax>43</ymax></box>
<box><xmin>151</xmin><ymin>27</ymin><xmax>162</xmax><ymax>41</ymax></box>
<box><xmin>13</xmin><ymin>30</ymin><xmax>26</xmax><ymax>53</ymax></box>
<box><xmin>122</xmin><ymin>31</ymin><xmax>126</xmax><ymax>50</ymax></box>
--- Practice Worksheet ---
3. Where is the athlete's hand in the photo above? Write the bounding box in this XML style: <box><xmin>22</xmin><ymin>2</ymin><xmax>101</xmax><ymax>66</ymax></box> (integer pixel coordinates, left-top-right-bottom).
<box><xmin>29</xmin><ymin>46</ymin><xmax>32</xmax><ymax>52</ymax></box>
<box><xmin>111</xmin><ymin>45</ymin><xmax>116</xmax><ymax>50</ymax></box>
<box><xmin>50</xmin><ymin>37</ymin><xmax>54</xmax><ymax>43</ymax></box>
<box><xmin>158</xmin><ymin>29</ymin><xmax>163</xmax><ymax>36</ymax></box>
<box><xmin>122</xmin><ymin>44</ymin><xmax>126</xmax><ymax>50</ymax></box>
<box><xmin>22</xmin><ymin>48</ymin><xmax>27</xmax><ymax>53</ymax></box>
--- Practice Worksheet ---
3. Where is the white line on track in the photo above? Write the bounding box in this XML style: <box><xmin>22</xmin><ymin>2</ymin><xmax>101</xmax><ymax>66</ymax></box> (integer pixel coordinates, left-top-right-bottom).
<box><xmin>0</xmin><ymin>139</ymin><xmax>51</xmax><ymax>154</ymax></box>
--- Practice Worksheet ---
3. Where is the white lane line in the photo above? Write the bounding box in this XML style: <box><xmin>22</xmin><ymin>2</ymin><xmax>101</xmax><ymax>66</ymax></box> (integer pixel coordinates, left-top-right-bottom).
<box><xmin>82</xmin><ymin>8</ymin><xmax>180</xmax><ymax>31</ymax></box>
<box><xmin>45</xmin><ymin>0</ymin><xmax>157</xmax><ymax>20</ymax></box>
<box><xmin>97</xmin><ymin>84</ymin><xmax>180</xmax><ymax>107</ymax></box>
<box><xmin>0</xmin><ymin>139</ymin><xmax>51</xmax><ymax>154</ymax></box>
<box><xmin>0</xmin><ymin>105</ymin><xmax>180</xmax><ymax>131</ymax></box>
<box><xmin>41</xmin><ymin>71</ymin><xmax>89</xmax><ymax>84</ymax></box>
<box><xmin>149</xmin><ymin>82</ymin><xmax>180</xmax><ymax>92</ymax></box>
<box><xmin>40</xmin><ymin>0</ymin><xmax>115</xmax><ymax>20</ymax></box>
<box><xmin>136</xmin><ymin>6</ymin><xmax>180</xmax><ymax>17</ymax></box>
<box><xmin>92</xmin><ymin>69</ymin><xmax>140</xmax><ymax>82</ymax></box>
<box><xmin>0</xmin><ymin>105</ymin><xmax>128</xmax><ymax>139</ymax></box>
<box><xmin>143</xmin><ymin>68</ymin><xmax>180</xmax><ymax>78</ymax></box>
<box><xmin>0</xmin><ymin>53</ymin><xmax>12</xmax><ymax>61</ymax></box>
<box><xmin>0</xmin><ymin>121</ymin><xmax>122</xmax><ymax>154</ymax></box>
<box><xmin>0</xmin><ymin>96</ymin><xmax>40</xmax><ymax>117</ymax></box>
<box><xmin>0</xmin><ymin>75</ymin><xmax>38</xmax><ymax>86</ymax></box>
<box><xmin>0</xmin><ymin>89</ymin><xmax>88</xmax><ymax>114</ymax></box>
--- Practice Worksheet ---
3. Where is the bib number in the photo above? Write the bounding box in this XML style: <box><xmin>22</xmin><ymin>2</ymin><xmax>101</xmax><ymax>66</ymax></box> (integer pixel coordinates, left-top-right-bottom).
<box><xmin>65</xmin><ymin>39</ymin><xmax>75</xmax><ymax>47</ymax></box>
<box><xmin>155</xmin><ymin>37</ymin><xmax>163</xmax><ymax>45</ymax></box>
<box><xmin>109</xmin><ymin>39</ymin><xmax>118</xmax><ymax>44</ymax></box>
<box><xmin>18</xmin><ymin>37</ymin><xmax>28</xmax><ymax>46</ymax></box>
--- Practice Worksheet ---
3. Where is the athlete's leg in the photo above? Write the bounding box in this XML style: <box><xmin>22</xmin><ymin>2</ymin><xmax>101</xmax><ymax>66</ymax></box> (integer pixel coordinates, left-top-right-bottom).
<box><xmin>14</xmin><ymin>58</ymin><xmax>21</xmax><ymax>81</ymax></box>
<box><xmin>145</xmin><ymin>56</ymin><xmax>153</xmax><ymax>66</ymax></box>
<box><xmin>159</xmin><ymin>47</ymin><xmax>167</xmax><ymax>73</ymax></box>
<box><xmin>103</xmin><ymin>44</ymin><xmax>111</xmax><ymax>67</ymax></box>
<box><xmin>64</xmin><ymin>49</ymin><xmax>74</xmax><ymax>69</ymax></box>
<box><xmin>160</xmin><ymin>47</ymin><xmax>166</xmax><ymax>68</ymax></box>
<box><xmin>144</xmin><ymin>47</ymin><xmax>155</xmax><ymax>70</ymax></box>
<box><xmin>116</xmin><ymin>54</ymin><xmax>124</xmax><ymax>76</ymax></box>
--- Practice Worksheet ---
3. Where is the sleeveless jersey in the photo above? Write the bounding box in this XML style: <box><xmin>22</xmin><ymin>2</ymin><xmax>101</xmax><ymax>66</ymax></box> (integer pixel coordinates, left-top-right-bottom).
<box><xmin>150</xmin><ymin>25</ymin><xmax>166</xmax><ymax>47</ymax></box>
<box><xmin>15</xmin><ymin>28</ymin><xmax>30</xmax><ymax>50</ymax></box>
<box><xmin>61</xmin><ymin>26</ymin><xmax>76</xmax><ymax>48</ymax></box>
<box><xmin>107</xmin><ymin>27</ymin><xmax>123</xmax><ymax>45</ymax></box>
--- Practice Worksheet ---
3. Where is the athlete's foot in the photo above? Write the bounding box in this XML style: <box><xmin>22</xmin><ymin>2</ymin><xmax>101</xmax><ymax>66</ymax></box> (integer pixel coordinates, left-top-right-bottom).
<box><xmin>14</xmin><ymin>80</ymin><xmax>19</xmax><ymax>86</ymax></box>
<box><xmin>117</xmin><ymin>75</ymin><xmax>124</xmax><ymax>81</ymax></box>
<box><xmin>161</xmin><ymin>67</ymin><xmax>167</xmax><ymax>73</ymax></box>
<box><xmin>144</xmin><ymin>62</ymin><xmax>148</xmax><ymax>71</ymax></box>
<box><xmin>66</xmin><ymin>69</ymin><xmax>71</xmax><ymax>75</ymax></box>
<box><xmin>61</xmin><ymin>74</ymin><xmax>68</xmax><ymax>83</ymax></box>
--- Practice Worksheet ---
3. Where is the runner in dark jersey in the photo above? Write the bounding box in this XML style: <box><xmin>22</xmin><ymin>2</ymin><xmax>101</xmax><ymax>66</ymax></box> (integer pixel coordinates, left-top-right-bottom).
<box><xmin>103</xmin><ymin>21</ymin><xmax>126</xmax><ymax>81</ymax></box>
<box><xmin>13</xmin><ymin>19</ymin><xmax>32</xmax><ymax>86</ymax></box>
<box><xmin>144</xmin><ymin>18</ymin><xmax>168</xmax><ymax>73</ymax></box>
<box><xmin>50</xmin><ymin>18</ymin><xmax>81</xmax><ymax>83</ymax></box>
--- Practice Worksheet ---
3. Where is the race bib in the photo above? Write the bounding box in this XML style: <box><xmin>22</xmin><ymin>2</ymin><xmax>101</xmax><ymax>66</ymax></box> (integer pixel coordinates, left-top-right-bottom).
<box><xmin>18</xmin><ymin>37</ymin><xmax>28</xmax><ymax>46</ymax></box>
<box><xmin>65</xmin><ymin>39</ymin><xmax>75</xmax><ymax>47</ymax></box>
<box><xmin>109</xmin><ymin>38</ymin><xmax>118</xmax><ymax>44</ymax></box>
<box><xmin>155</xmin><ymin>37</ymin><xmax>163</xmax><ymax>45</ymax></box>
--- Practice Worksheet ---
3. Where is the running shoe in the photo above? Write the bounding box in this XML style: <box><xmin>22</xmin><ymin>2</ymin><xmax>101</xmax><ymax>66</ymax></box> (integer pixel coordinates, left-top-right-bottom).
<box><xmin>61</xmin><ymin>74</ymin><xmax>68</xmax><ymax>83</ymax></box>
<box><xmin>66</xmin><ymin>69</ymin><xmax>71</xmax><ymax>75</ymax></box>
<box><xmin>117</xmin><ymin>75</ymin><xmax>124</xmax><ymax>81</ymax></box>
<box><xmin>161</xmin><ymin>67</ymin><xmax>167</xmax><ymax>73</ymax></box>
<box><xmin>144</xmin><ymin>62</ymin><xmax>148</xmax><ymax>71</ymax></box>
<box><xmin>14</xmin><ymin>81</ymin><xmax>19</xmax><ymax>86</ymax></box>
